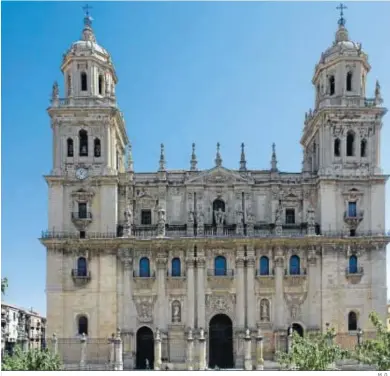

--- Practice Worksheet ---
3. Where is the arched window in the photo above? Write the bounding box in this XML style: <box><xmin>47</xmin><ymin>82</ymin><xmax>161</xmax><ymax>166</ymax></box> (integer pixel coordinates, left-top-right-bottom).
<box><xmin>81</xmin><ymin>72</ymin><xmax>87</xmax><ymax>92</ymax></box>
<box><xmin>139</xmin><ymin>257</ymin><xmax>150</xmax><ymax>278</ymax></box>
<box><xmin>289</xmin><ymin>255</ymin><xmax>300</xmax><ymax>275</ymax></box>
<box><xmin>77</xmin><ymin>257</ymin><xmax>87</xmax><ymax>277</ymax></box>
<box><xmin>346</xmin><ymin>131</ymin><xmax>355</xmax><ymax>156</ymax></box>
<box><xmin>98</xmin><ymin>75</ymin><xmax>104</xmax><ymax>95</ymax></box>
<box><xmin>78</xmin><ymin>315</ymin><xmax>88</xmax><ymax>335</ymax></box>
<box><xmin>346</xmin><ymin>71</ymin><xmax>353</xmax><ymax>92</ymax></box>
<box><xmin>348</xmin><ymin>255</ymin><xmax>358</xmax><ymax>274</ymax></box>
<box><xmin>334</xmin><ymin>138</ymin><xmax>341</xmax><ymax>157</ymax></box>
<box><xmin>94</xmin><ymin>138</ymin><xmax>101</xmax><ymax>157</ymax></box>
<box><xmin>67</xmin><ymin>138</ymin><xmax>74</xmax><ymax>157</ymax></box>
<box><xmin>348</xmin><ymin>311</ymin><xmax>357</xmax><ymax>331</ymax></box>
<box><xmin>214</xmin><ymin>255</ymin><xmax>227</xmax><ymax>276</ymax></box>
<box><xmin>171</xmin><ymin>258</ymin><xmax>181</xmax><ymax>277</ymax></box>
<box><xmin>260</xmin><ymin>256</ymin><xmax>270</xmax><ymax>276</ymax></box>
<box><xmin>79</xmin><ymin>130</ymin><xmax>88</xmax><ymax>156</ymax></box>
<box><xmin>67</xmin><ymin>74</ymin><xmax>72</xmax><ymax>96</ymax></box>
<box><xmin>360</xmin><ymin>139</ymin><xmax>367</xmax><ymax>157</ymax></box>
<box><xmin>329</xmin><ymin>75</ymin><xmax>335</xmax><ymax>95</ymax></box>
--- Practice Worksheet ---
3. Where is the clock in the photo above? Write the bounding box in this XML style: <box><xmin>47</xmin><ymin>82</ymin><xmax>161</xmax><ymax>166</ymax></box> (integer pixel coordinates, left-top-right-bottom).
<box><xmin>75</xmin><ymin>167</ymin><xmax>88</xmax><ymax>180</ymax></box>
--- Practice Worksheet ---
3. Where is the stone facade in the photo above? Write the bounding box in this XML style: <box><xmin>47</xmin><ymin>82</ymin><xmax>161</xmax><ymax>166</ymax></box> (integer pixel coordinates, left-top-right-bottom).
<box><xmin>41</xmin><ymin>9</ymin><xmax>388</xmax><ymax>369</ymax></box>
<box><xmin>1</xmin><ymin>303</ymin><xmax>46</xmax><ymax>356</ymax></box>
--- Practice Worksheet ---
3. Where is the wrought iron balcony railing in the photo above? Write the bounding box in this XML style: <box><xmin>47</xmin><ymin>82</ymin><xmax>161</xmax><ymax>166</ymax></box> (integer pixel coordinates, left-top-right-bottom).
<box><xmin>167</xmin><ymin>270</ymin><xmax>186</xmax><ymax>277</ymax></box>
<box><xmin>256</xmin><ymin>268</ymin><xmax>275</xmax><ymax>277</ymax></box>
<box><xmin>344</xmin><ymin>210</ymin><xmax>364</xmax><ymax>219</ymax></box>
<box><xmin>71</xmin><ymin>212</ymin><xmax>92</xmax><ymax>220</ymax></box>
<box><xmin>133</xmin><ymin>270</ymin><xmax>156</xmax><ymax>278</ymax></box>
<box><xmin>345</xmin><ymin>266</ymin><xmax>364</xmax><ymax>275</ymax></box>
<box><xmin>284</xmin><ymin>268</ymin><xmax>307</xmax><ymax>276</ymax></box>
<box><xmin>71</xmin><ymin>269</ymin><xmax>91</xmax><ymax>281</ymax></box>
<box><xmin>207</xmin><ymin>269</ymin><xmax>234</xmax><ymax>277</ymax></box>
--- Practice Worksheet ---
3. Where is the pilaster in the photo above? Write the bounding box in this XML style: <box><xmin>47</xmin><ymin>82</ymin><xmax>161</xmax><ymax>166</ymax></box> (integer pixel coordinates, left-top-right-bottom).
<box><xmin>196</xmin><ymin>256</ymin><xmax>206</xmax><ymax>329</ymax></box>
<box><xmin>186</xmin><ymin>257</ymin><xmax>196</xmax><ymax>328</ymax></box>
<box><xmin>156</xmin><ymin>254</ymin><xmax>168</xmax><ymax>329</ymax></box>
<box><xmin>246</xmin><ymin>247</ymin><xmax>256</xmax><ymax>328</ymax></box>
<box><xmin>274</xmin><ymin>247</ymin><xmax>285</xmax><ymax>329</ymax></box>
<box><xmin>235</xmin><ymin>252</ymin><xmax>245</xmax><ymax>328</ymax></box>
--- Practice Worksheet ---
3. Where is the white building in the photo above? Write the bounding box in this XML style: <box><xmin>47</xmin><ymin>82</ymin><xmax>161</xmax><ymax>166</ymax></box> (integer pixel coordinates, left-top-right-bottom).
<box><xmin>41</xmin><ymin>7</ymin><xmax>388</xmax><ymax>370</ymax></box>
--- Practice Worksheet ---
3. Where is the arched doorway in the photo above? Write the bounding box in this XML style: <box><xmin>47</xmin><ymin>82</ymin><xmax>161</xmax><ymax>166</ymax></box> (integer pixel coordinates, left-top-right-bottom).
<box><xmin>291</xmin><ymin>323</ymin><xmax>304</xmax><ymax>337</ymax></box>
<box><xmin>212</xmin><ymin>199</ymin><xmax>226</xmax><ymax>226</ymax></box>
<box><xmin>208</xmin><ymin>314</ymin><xmax>234</xmax><ymax>369</ymax></box>
<box><xmin>136</xmin><ymin>326</ymin><xmax>154</xmax><ymax>369</ymax></box>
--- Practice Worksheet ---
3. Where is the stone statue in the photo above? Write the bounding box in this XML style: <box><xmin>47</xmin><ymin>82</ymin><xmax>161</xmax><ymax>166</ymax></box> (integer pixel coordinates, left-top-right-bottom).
<box><xmin>306</xmin><ymin>205</ymin><xmax>316</xmax><ymax>228</ymax></box>
<box><xmin>52</xmin><ymin>81</ymin><xmax>59</xmax><ymax>101</ymax></box>
<box><xmin>145</xmin><ymin>358</ymin><xmax>150</xmax><ymax>369</ymax></box>
<box><xmin>188</xmin><ymin>210</ymin><xmax>195</xmax><ymax>223</ymax></box>
<box><xmin>157</xmin><ymin>207</ymin><xmax>166</xmax><ymax>237</ymax></box>
<box><xmin>188</xmin><ymin>328</ymin><xmax>193</xmax><ymax>339</ymax></box>
<box><xmin>172</xmin><ymin>301</ymin><xmax>181</xmax><ymax>323</ymax></box>
<box><xmin>275</xmin><ymin>203</ymin><xmax>283</xmax><ymax>225</ymax></box>
<box><xmin>260</xmin><ymin>299</ymin><xmax>270</xmax><ymax>322</ymax></box>
<box><xmin>155</xmin><ymin>328</ymin><xmax>161</xmax><ymax>340</ymax></box>
<box><xmin>199</xmin><ymin>328</ymin><xmax>205</xmax><ymax>339</ymax></box>
<box><xmin>214</xmin><ymin>208</ymin><xmax>225</xmax><ymax>226</ymax></box>
<box><xmin>124</xmin><ymin>205</ymin><xmax>133</xmax><ymax>224</ymax></box>
<box><xmin>245</xmin><ymin>328</ymin><xmax>250</xmax><ymax>337</ymax></box>
<box><xmin>236</xmin><ymin>210</ymin><xmax>244</xmax><ymax>224</ymax></box>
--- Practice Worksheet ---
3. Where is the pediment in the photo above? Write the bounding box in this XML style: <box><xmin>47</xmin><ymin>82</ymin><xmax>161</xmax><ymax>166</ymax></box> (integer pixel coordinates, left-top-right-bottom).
<box><xmin>185</xmin><ymin>166</ymin><xmax>251</xmax><ymax>185</ymax></box>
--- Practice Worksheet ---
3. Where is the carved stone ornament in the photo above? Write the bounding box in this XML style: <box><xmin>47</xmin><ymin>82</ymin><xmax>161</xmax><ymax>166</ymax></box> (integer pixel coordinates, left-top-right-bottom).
<box><xmin>206</xmin><ymin>294</ymin><xmax>235</xmax><ymax>316</ymax></box>
<box><xmin>118</xmin><ymin>248</ymin><xmax>133</xmax><ymax>268</ymax></box>
<box><xmin>284</xmin><ymin>293</ymin><xmax>307</xmax><ymax>320</ymax></box>
<box><xmin>259</xmin><ymin>299</ymin><xmax>270</xmax><ymax>322</ymax></box>
<box><xmin>71</xmin><ymin>188</ymin><xmax>95</xmax><ymax>203</ymax></box>
<box><xmin>135</xmin><ymin>296</ymin><xmax>156</xmax><ymax>323</ymax></box>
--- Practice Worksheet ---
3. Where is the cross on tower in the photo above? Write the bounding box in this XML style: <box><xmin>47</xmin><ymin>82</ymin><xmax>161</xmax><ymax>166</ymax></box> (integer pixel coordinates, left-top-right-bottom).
<box><xmin>336</xmin><ymin>3</ymin><xmax>347</xmax><ymax>26</ymax></box>
<box><xmin>83</xmin><ymin>3</ymin><xmax>92</xmax><ymax>17</ymax></box>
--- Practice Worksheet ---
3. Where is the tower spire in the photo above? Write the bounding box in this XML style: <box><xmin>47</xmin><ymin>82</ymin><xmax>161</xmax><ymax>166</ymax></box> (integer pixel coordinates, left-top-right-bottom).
<box><xmin>82</xmin><ymin>4</ymin><xmax>96</xmax><ymax>42</ymax></box>
<box><xmin>270</xmin><ymin>143</ymin><xmax>278</xmax><ymax>172</ymax></box>
<box><xmin>239</xmin><ymin>143</ymin><xmax>247</xmax><ymax>171</ymax></box>
<box><xmin>335</xmin><ymin>3</ymin><xmax>349</xmax><ymax>43</ymax></box>
<box><xmin>190</xmin><ymin>143</ymin><xmax>198</xmax><ymax>171</ymax></box>
<box><xmin>215</xmin><ymin>142</ymin><xmax>222</xmax><ymax>167</ymax></box>
<box><xmin>159</xmin><ymin>143</ymin><xmax>166</xmax><ymax>171</ymax></box>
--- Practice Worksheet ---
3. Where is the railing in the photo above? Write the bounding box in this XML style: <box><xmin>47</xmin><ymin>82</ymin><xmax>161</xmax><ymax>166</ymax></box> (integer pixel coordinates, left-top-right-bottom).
<box><xmin>207</xmin><ymin>269</ymin><xmax>234</xmax><ymax>277</ymax></box>
<box><xmin>256</xmin><ymin>268</ymin><xmax>275</xmax><ymax>277</ymax></box>
<box><xmin>284</xmin><ymin>268</ymin><xmax>307</xmax><ymax>276</ymax></box>
<box><xmin>133</xmin><ymin>270</ymin><xmax>156</xmax><ymax>278</ymax></box>
<box><xmin>40</xmin><ymin>229</ymin><xmax>390</xmax><ymax>241</ymax></box>
<box><xmin>71</xmin><ymin>269</ymin><xmax>91</xmax><ymax>280</ymax></box>
<box><xmin>52</xmin><ymin>97</ymin><xmax>117</xmax><ymax>108</ymax></box>
<box><xmin>344</xmin><ymin>210</ymin><xmax>364</xmax><ymax>219</ymax></box>
<box><xmin>345</xmin><ymin>266</ymin><xmax>364</xmax><ymax>275</ymax></box>
<box><xmin>167</xmin><ymin>270</ymin><xmax>186</xmax><ymax>277</ymax></box>
<box><xmin>71</xmin><ymin>212</ymin><xmax>92</xmax><ymax>220</ymax></box>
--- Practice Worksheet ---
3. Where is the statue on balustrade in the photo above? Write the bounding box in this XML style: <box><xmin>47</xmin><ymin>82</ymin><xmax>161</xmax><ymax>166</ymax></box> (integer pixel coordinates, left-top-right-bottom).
<box><xmin>214</xmin><ymin>208</ymin><xmax>225</xmax><ymax>226</ymax></box>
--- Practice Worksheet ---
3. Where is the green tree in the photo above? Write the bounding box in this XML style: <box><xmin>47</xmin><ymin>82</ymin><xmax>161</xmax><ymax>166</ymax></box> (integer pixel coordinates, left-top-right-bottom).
<box><xmin>2</xmin><ymin>346</ymin><xmax>62</xmax><ymax>371</ymax></box>
<box><xmin>1</xmin><ymin>277</ymin><xmax>8</xmax><ymax>294</ymax></box>
<box><xmin>277</xmin><ymin>328</ymin><xmax>350</xmax><ymax>371</ymax></box>
<box><xmin>354</xmin><ymin>312</ymin><xmax>390</xmax><ymax>371</ymax></box>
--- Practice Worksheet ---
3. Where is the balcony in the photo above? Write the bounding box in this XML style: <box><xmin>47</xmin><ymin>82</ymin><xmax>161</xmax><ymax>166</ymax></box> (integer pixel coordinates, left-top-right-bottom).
<box><xmin>345</xmin><ymin>266</ymin><xmax>364</xmax><ymax>284</ymax></box>
<box><xmin>344</xmin><ymin>210</ymin><xmax>364</xmax><ymax>229</ymax></box>
<box><xmin>167</xmin><ymin>271</ymin><xmax>186</xmax><ymax>289</ymax></box>
<box><xmin>71</xmin><ymin>212</ymin><xmax>92</xmax><ymax>230</ymax></box>
<box><xmin>256</xmin><ymin>269</ymin><xmax>275</xmax><ymax>289</ymax></box>
<box><xmin>207</xmin><ymin>269</ymin><xmax>234</xmax><ymax>277</ymax></box>
<box><xmin>51</xmin><ymin>96</ymin><xmax>117</xmax><ymax>109</ymax></box>
<box><xmin>133</xmin><ymin>270</ymin><xmax>156</xmax><ymax>290</ymax></box>
<box><xmin>40</xmin><ymin>228</ymin><xmax>390</xmax><ymax>241</ymax></box>
<box><xmin>71</xmin><ymin>269</ymin><xmax>91</xmax><ymax>286</ymax></box>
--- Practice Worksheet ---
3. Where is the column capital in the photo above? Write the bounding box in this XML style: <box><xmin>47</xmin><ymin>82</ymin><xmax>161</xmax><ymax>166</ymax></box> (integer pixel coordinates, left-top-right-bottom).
<box><xmin>196</xmin><ymin>258</ymin><xmax>206</xmax><ymax>268</ymax></box>
<box><xmin>235</xmin><ymin>257</ymin><xmax>245</xmax><ymax>268</ymax></box>
<box><xmin>246</xmin><ymin>257</ymin><xmax>256</xmax><ymax>268</ymax></box>
<box><xmin>156</xmin><ymin>257</ymin><xmax>168</xmax><ymax>269</ymax></box>
<box><xmin>185</xmin><ymin>258</ymin><xmax>195</xmax><ymax>268</ymax></box>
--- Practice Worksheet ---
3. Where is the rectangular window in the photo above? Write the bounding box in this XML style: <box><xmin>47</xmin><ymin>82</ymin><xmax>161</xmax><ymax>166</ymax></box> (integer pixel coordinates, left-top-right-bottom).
<box><xmin>80</xmin><ymin>231</ymin><xmax>86</xmax><ymax>239</ymax></box>
<box><xmin>348</xmin><ymin>202</ymin><xmax>357</xmax><ymax>217</ymax></box>
<box><xmin>285</xmin><ymin>209</ymin><xmax>295</xmax><ymax>224</ymax></box>
<box><xmin>78</xmin><ymin>203</ymin><xmax>87</xmax><ymax>219</ymax></box>
<box><xmin>141</xmin><ymin>210</ymin><xmax>152</xmax><ymax>225</ymax></box>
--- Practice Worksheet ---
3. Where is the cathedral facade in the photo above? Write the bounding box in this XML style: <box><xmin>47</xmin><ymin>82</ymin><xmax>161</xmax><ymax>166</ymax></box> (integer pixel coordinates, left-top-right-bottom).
<box><xmin>41</xmin><ymin>8</ymin><xmax>388</xmax><ymax>370</ymax></box>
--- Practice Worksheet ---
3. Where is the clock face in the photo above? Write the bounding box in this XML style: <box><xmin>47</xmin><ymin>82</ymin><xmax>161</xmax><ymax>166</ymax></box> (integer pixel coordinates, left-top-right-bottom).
<box><xmin>76</xmin><ymin>168</ymin><xmax>88</xmax><ymax>180</ymax></box>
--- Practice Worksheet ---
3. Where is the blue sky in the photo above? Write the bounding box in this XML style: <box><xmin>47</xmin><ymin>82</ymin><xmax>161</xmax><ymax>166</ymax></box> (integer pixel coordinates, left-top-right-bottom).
<box><xmin>1</xmin><ymin>1</ymin><xmax>390</xmax><ymax>315</ymax></box>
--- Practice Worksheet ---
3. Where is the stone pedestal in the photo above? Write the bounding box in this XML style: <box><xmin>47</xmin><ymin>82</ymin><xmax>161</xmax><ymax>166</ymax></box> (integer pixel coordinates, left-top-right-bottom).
<box><xmin>114</xmin><ymin>329</ymin><xmax>123</xmax><ymax>371</ymax></box>
<box><xmin>216</xmin><ymin>224</ymin><xmax>223</xmax><ymax>236</ymax></box>
<box><xmin>187</xmin><ymin>224</ymin><xmax>194</xmax><ymax>236</ymax></box>
<box><xmin>256</xmin><ymin>329</ymin><xmax>264</xmax><ymax>370</ymax></box>
<box><xmin>247</xmin><ymin>224</ymin><xmax>254</xmax><ymax>237</ymax></box>
<box><xmin>109</xmin><ymin>334</ymin><xmax>115</xmax><ymax>370</ymax></box>
<box><xmin>186</xmin><ymin>329</ymin><xmax>194</xmax><ymax>370</ymax></box>
<box><xmin>154</xmin><ymin>329</ymin><xmax>162</xmax><ymax>370</ymax></box>
<box><xmin>198</xmin><ymin>330</ymin><xmax>207</xmax><ymax>370</ymax></box>
<box><xmin>244</xmin><ymin>329</ymin><xmax>252</xmax><ymax>371</ymax></box>
<box><xmin>275</xmin><ymin>224</ymin><xmax>282</xmax><ymax>236</ymax></box>
<box><xmin>80</xmin><ymin>333</ymin><xmax>87</xmax><ymax>369</ymax></box>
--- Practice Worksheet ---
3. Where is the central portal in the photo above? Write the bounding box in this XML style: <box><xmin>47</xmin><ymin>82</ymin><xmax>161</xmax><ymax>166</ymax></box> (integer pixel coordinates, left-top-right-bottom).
<box><xmin>208</xmin><ymin>314</ymin><xmax>234</xmax><ymax>369</ymax></box>
<box><xmin>136</xmin><ymin>326</ymin><xmax>154</xmax><ymax>369</ymax></box>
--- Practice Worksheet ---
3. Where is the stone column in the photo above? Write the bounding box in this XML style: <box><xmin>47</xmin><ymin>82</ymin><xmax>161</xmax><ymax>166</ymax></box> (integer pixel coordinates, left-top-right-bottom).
<box><xmin>154</xmin><ymin>329</ymin><xmax>162</xmax><ymax>370</ymax></box>
<box><xmin>256</xmin><ymin>328</ymin><xmax>264</xmax><ymax>370</ymax></box>
<box><xmin>198</xmin><ymin>329</ymin><xmax>207</xmax><ymax>370</ymax></box>
<box><xmin>186</xmin><ymin>258</ymin><xmax>195</xmax><ymax>329</ymax></box>
<box><xmin>109</xmin><ymin>333</ymin><xmax>115</xmax><ymax>370</ymax></box>
<box><xmin>80</xmin><ymin>333</ymin><xmax>87</xmax><ymax>370</ymax></box>
<box><xmin>274</xmin><ymin>248</ymin><xmax>285</xmax><ymax>329</ymax></box>
<box><xmin>244</xmin><ymin>329</ymin><xmax>252</xmax><ymax>370</ymax></box>
<box><xmin>156</xmin><ymin>255</ymin><xmax>167</xmax><ymax>328</ymax></box>
<box><xmin>246</xmin><ymin>250</ymin><xmax>256</xmax><ymax>328</ymax></box>
<box><xmin>186</xmin><ymin>329</ymin><xmax>194</xmax><ymax>370</ymax></box>
<box><xmin>235</xmin><ymin>254</ymin><xmax>245</xmax><ymax>328</ymax></box>
<box><xmin>114</xmin><ymin>329</ymin><xmax>123</xmax><ymax>371</ymax></box>
<box><xmin>197</xmin><ymin>257</ymin><xmax>206</xmax><ymax>329</ymax></box>
<box><xmin>307</xmin><ymin>249</ymin><xmax>318</xmax><ymax>329</ymax></box>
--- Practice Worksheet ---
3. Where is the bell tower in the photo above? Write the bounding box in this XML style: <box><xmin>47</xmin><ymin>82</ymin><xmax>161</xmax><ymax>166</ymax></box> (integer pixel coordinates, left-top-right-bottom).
<box><xmin>301</xmin><ymin>4</ymin><xmax>386</xmax><ymax>177</ymax></box>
